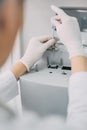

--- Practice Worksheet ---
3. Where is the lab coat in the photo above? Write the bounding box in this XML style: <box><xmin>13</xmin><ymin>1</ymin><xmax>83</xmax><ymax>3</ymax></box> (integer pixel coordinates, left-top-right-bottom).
<box><xmin>67</xmin><ymin>72</ymin><xmax>87</xmax><ymax>130</ymax></box>
<box><xmin>0</xmin><ymin>70</ymin><xmax>87</xmax><ymax>130</ymax></box>
<box><xmin>0</xmin><ymin>70</ymin><xmax>18</xmax><ymax>102</ymax></box>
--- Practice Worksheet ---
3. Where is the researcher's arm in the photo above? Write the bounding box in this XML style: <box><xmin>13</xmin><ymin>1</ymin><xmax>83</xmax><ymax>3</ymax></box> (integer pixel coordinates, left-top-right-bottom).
<box><xmin>51</xmin><ymin>5</ymin><xmax>87</xmax><ymax>129</ymax></box>
<box><xmin>0</xmin><ymin>70</ymin><xmax>18</xmax><ymax>102</ymax></box>
<box><xmin>11</xmin><ymin>36</ymin><xmax>55</xmax><ymax>80</ymax></box>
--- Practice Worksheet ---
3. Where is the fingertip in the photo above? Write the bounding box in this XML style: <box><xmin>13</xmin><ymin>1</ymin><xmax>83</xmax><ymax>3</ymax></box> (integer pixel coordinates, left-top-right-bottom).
<box><xmin>51</xmin><ymin>5</ymin><xmax>67</xmax><ymax>18</ymax></box>
<box><xmin>51</xmin><ymin>5</ymin><xmax>56</xmax><ymax>10</ymax></box>
<box><xmin>51</xmin><ymin>5</ymin><xmax>54</xmax><ymax>9</ymax></box>
<box><xmin>48</xmin><ymin>38</ymin><xmax>56</xmax><ymax>46</ymax></box>
<box><xmin>45</xmin><ymin>38</ymin><xmax>55</xmax><ymax>43</ymax></box>
<box><xmin>51</xmin><ymin>38</ymin><xmax>56</xmax><ymax>42</ymax></box>
<box><xmin>39</xmin><ymin>35</ymin><xmax>50</xmax><ymax>42</ymax></box>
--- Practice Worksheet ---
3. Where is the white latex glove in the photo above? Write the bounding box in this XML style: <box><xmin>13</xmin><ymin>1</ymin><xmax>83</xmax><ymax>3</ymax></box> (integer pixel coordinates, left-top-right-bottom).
<box><xmin>20</xmin><ymin>36</ymin><xmax>55</xmax><ymax>71</ymax></box>
<box><xmin>51</xmin><ymin>5</ymin><xmax>86</xmax><ymax>58</ymax></box>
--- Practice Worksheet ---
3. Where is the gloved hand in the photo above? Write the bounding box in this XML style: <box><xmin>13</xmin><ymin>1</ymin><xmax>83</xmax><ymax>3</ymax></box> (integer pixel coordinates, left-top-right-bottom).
<box><xmin>51</xmin><ymin>5</ymin><xmax>86</xmax><ymax>58</ymax></box>
<box><xmin>20</xmin><ymin>36</ymin><xmax>55</xmax><ymax>71</ymax></box>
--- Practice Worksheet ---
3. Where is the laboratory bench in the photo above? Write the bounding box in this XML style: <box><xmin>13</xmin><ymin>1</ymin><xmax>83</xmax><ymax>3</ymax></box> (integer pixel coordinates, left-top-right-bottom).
<box><xmin>20</xmin><ymin>68</ymin><xmax>71</xmax><ymax>117</ymax></box>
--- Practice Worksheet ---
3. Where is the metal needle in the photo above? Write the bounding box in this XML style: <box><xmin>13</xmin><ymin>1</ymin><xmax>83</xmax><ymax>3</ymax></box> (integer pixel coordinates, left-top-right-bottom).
<box><xmin>51</xmin><ymin>25</ymin><xmax>56</xmax><ymax>64</ymax></box>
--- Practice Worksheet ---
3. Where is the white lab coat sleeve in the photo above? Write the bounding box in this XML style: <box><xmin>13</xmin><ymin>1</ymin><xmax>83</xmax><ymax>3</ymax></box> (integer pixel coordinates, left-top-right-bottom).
<box><xmin>0</xmin><ymin>70</ymin><xmax>18</xmax><ymax>102</ymax></box>
<box><xmin>67</xmin><ymin>72</ymin><xmax>87</xmax><ymax>130</ymax></box>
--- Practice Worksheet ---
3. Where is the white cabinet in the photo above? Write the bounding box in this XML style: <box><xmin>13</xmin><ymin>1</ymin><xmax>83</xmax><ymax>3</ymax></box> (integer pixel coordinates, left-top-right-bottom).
<box><xmin>20</xmin><ymin>68</ymin><xmax>70</xmax><ymax>117</ymax></box>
